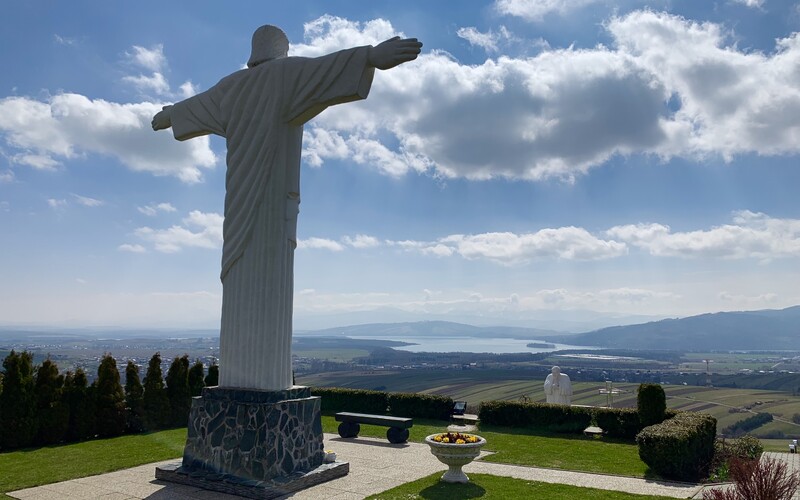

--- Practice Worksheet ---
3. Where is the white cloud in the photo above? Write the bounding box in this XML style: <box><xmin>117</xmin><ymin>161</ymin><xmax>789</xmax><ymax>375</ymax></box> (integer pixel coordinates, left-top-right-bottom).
<box><xmin>118</xmin><ymin>243</ymin><xmax>147</xmax><ymax>253</ymax></box>
<box><xmin>299</xmin><ymin>13</ymin><xmax>800</xmax><ymax>182</ymax></box>
<box><xmin>290</xmin><ymin>15</ymin><xmax>399</xmax><ymax>57</ymax></box>
<box><xmin>138</xmin><ymin>202</ymin><xmax>177</xmax><ymax>216</ymax></box>
<box><xmin>297</xmin><ymin>237</ymin><xmax>345</xmax><ymax>251</ymax></box>
<box><xmin>122</xmin><ymin>72</ymin><xmax>170</xmax><ymax>96</ymax></box>
<box><xmin>53</xmin><ymin>34</ymin><xmax>78</xmax><ymax>46</ymax></box>
<box><xmin>0</xmin><ymin>170</ymin><xmax>13</xmax><ymax>183</ymax></box>
<box><xmin>126</xmin><ymin>45</ymin><xmax>167</xmax><ymax>72</ymax></box>
<box><xmin>71</xmin><ymin>193</ymin><xmax>104</xmax><ymax>207</ymax></box>
<box><xmin>11</xmin><ymin>153</ymin><xmax>60</xmax><ymax>170</ymax></box>
<box><xmin>135</xmin><ymin>210</ymin><xmax>223</xmax><ymax>253</ymax></box>
<box><xmin>495</xmin><ymin>0</ymin><xmax>602</xmax><ymax>21</ymax></box>
<box><xmin>731</xmin><ymin>0</ymin><xmax>765</xmax><ymax>8</ymax></box>
<box><xmin>342</xmin><ymin>234</ymin><xmax>381</xmax><ymax>248</ymax></box>
<box><xmin>607</xmin><ymin>210</ymin><xmax>800</xmax><ymax>259</ymax></box>
<box><xmin>396</xmin><ymin>228</ymin><xmax>627</xmax><ymax>264</ymax></box>
<box><xmin>0</xmin><ymin>94</ymin><xmax>216</xmax><ymax>183</ymax></box>
<box><xmin>719</xmin><ymin>291</ymin><xmax>778</xmax><ymax>305</ymax></box>
<box><xmin>47</xmin><ymin>198</ymin><xmax>67</xmax><ymax>209</ymax></box>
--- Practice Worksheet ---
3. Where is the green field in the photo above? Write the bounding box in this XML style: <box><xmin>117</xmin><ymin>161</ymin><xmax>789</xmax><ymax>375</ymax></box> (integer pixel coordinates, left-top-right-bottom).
<box><xmin>299</xmin><ymin>370</ymin><xmax>800</xmax><ymax>438</ymax></box>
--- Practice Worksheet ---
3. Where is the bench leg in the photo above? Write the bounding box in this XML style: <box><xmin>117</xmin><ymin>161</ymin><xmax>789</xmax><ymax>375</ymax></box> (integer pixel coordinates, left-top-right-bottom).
<box><xmin>338</xmin><ymin>421</ymin><xmax>360</xmax><ymax>439</ymax></box>
<box><xmin>387</xmin><ymin>427</ymin><xmax>409</xmax><ymax>444</ymax></box>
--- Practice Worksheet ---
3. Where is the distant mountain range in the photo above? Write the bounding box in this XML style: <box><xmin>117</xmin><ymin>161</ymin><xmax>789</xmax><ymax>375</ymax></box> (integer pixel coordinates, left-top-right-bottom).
<box><xmin>296</xmin><ymin>320</ymin><xmax>562</xmax><ymax>340</ymax></box>
<box><xmin>543</xmin><ymin>306</ymin><xmax>800</xmax><ymax>351</ymax></box>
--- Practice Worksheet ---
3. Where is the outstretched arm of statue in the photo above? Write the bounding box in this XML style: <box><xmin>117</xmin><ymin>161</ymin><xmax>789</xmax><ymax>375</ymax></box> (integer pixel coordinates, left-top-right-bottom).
<box><xmin>151</xmin><ymin>105</ymin><xmax>173</xmax><ymax>131</ymax></box>
<box><xmin>368</xmin><ymin>36</ymin><xmax>422</xmax><ymax>70</ymax></box>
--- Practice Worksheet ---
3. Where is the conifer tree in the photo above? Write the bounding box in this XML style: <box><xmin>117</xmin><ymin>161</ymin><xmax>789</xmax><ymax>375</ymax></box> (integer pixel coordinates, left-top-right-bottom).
<box><xmin>166</xmin><ymin>355</ymin><xmax>191</xmax><ymax>427</ymax></box>
<box><xmin>142</xmin><ymin>352</ymin><xmax>169</xmax><ymax>430</ymax></box>
<box><xmin>204</xmin><ymin>363</ymin><xmax>219</xmax><ymax>387</ymax></box>
<box><xmin>0</xmin><ymin>350</ymin><xmax>38</xmax><ymax>450</ymax></box>
<box><xmin>34</xmin><ymin>358</ymin><xmax>69</xmax><ymax>445</ymax></box>
<box><xmin>64</xmin><ymin>368</ymin><xmax>96</xmax><ymax>441</ymax></box>
<box><xmin>95</xmin><ymin>354</ymin><xmax>126</xmax><ymax>438</ymax></box>
<box><xmin>124</xmin><ymin>361</ymin><xmax>145</xmax><ymax>433</ymax></box>
<box><xmin>188</xmin><ymin>360</ymin><xmax>205</xmax><ymax>397</ymax></box>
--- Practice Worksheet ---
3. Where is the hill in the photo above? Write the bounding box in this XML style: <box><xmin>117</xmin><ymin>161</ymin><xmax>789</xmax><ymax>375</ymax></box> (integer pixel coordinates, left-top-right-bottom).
<box><xmin>545</xmin><ymin>306</ymin><xmax>800</xmax><ymax>350</ymax></box>
<box><xmin>296</xmin><ymin>320</ymin><xmax>561</xmax><ymax>340</ymax></box>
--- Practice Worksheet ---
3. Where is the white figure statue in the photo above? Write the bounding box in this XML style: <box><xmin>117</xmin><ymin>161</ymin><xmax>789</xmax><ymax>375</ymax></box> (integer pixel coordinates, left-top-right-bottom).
<box><xmin>152</xmin><ymin>26</ymin><xmax>422</xmax><ymax>391</ymax></box>
<box><xmin>544</xmin><ymin>366</ymin><xmax>572</xmax><ymax>405</ymax></box>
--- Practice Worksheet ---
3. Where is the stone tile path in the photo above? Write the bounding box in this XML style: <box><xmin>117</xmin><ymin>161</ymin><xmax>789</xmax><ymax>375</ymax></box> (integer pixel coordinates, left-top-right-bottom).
<box><xmin>10</xmin><ymin>433</ymin><xmax>713</xmax><ymax>499</ymax></box>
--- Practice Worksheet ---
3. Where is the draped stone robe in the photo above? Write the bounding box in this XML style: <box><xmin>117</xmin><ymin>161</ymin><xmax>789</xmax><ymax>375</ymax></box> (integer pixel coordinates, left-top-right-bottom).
<box><xmin>169</xmin><ymin>47</ymin><xmax>374</xmax><ymax>391</ymax></box>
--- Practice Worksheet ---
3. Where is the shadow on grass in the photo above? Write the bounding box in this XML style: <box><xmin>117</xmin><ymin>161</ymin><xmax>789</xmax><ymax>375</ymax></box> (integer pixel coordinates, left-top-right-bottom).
<box><xmin>414</xmin><ymin>481</ymin><xmax>487</xmax><ymax>499</ymax></box>
<box><xmin>478</xmin><ymin>423</ymin><xmax>635</xmax><ymax>445</ymax></box>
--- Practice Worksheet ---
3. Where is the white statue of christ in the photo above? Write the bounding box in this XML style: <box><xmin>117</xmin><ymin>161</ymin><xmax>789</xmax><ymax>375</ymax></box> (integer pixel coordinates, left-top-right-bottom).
<box><xmin>152</xmin><ymin>25</ymin><xmax>421</xmax><ymax>391</ymax></box>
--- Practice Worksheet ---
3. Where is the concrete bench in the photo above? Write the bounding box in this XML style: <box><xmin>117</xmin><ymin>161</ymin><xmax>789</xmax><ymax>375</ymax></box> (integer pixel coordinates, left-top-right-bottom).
<box><xmin>334</xmin><ymin>412</ymin><xmax>413</xmax><ymax>444</ymax></box>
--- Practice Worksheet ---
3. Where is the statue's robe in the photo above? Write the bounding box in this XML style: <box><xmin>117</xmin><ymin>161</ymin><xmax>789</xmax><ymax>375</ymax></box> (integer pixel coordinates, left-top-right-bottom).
<box><xmin>543</xmin><ymin>373</ymin><xmax>573</xmax><ymax>405</ymax></box>
<box><xmin>169</xmin><ymin>47</ymin><xmax>374</xmax><ymax>390</ymax></box>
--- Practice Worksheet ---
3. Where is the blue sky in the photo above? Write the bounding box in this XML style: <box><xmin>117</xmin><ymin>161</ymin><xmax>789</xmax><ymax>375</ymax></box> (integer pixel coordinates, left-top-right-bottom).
<box><xmin>1</xmin><ymin>0</ymin><xmax>799</xmax><ymax>331</ymax></box>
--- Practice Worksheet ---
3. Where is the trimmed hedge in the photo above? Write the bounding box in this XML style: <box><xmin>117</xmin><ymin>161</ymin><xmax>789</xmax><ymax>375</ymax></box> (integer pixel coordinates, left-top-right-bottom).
<box><xmin>636</xmin><ymin>412</ymin><xmax>717</xmax><ymax>481</ymax></box>
<box><xmin>311</xmin><ymin>387</ymin><xmax>388</xmax><ymax>414</ymax></box>
<box><xmin>638</xmin><ymin>383</ymin><xmax>667</xmax><ymax>427</ymax></box>
<box><xmin>478</xmin><ymin>400</ymin><xmax>593</xmax><ymax>433</ymax></box>
<box><xmin>388</xmin><ymin>392</ymin><xmax>453</xmax><ymax>420</ymax></box>
<box><xmin>310</xmin><ymin>387</ymin><xmax>454</xmax><ymax>420</ymax></box>
<box><xmin>596</xmin><ymin>407</ymin><xmax>681</xmax><ymax>440</ymax></box>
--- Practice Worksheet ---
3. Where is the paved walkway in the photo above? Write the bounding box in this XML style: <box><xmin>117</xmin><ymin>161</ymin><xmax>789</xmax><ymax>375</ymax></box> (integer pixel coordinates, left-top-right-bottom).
<box><xmin>9</xmin><ymin>433</ymin><xmax>721</xmax><ymax>499</ymax></box>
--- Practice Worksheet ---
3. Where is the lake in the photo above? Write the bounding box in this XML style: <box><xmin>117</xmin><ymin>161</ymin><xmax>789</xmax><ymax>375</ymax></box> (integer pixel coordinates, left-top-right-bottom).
<box><xmin>349</xmin><ymin>335</ymin><xmax>599</xmax><ymax>354</ymax></box>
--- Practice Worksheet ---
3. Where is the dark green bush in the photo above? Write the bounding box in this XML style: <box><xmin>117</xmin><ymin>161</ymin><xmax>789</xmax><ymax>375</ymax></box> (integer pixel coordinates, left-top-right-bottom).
<box><xmin>95</xmin><ymin>354</ymin><xmax>126</xmax><ymax>438</ymax></box>
<box><xmin>722</xmin><ymin>412</ymin><xmax>773</xmax><ymax>437</ymax></box>
<box><xmin>594</xmin><ymin>407</ymin><xmax>642</xmax><ymax>439</ymax></box>
<box><xmin>638</xmin><ymin>383</ymin><xmax>667</xmax><ymax>427</ymax></box>
<box><xmin>311</xmin><ymin>387</ymin><xmax>388</xmax><ymax>414</ymax></box>
<box><xmin>387</xmin><ymin>392</ymin><xmax>453</xmax><ymax>420</ymax></box>
<box><xmin>478</xmin><ymin>400</ymin><xmax>593</xmax><ymax>433</ymax></box>
<box><xmin>35</xmin><ymin>358</ymin><xmax>69</xmax><ymax>445</ymax></box>
<box><xmin>637</xmin><ymin>412</ymin><xmax>717</xmax><ymax>481</ymax></box>
<box><xmin>0</xmin><ymin>350</ymin><xmax>38</xmax><ymax>449</ymax></box>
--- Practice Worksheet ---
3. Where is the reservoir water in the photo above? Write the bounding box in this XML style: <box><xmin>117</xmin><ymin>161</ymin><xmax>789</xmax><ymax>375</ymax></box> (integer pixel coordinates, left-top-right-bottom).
<box><xmin>350</xmin><ymin>335</ymin><xmax>599</xmax><ymax>354</ymax></box>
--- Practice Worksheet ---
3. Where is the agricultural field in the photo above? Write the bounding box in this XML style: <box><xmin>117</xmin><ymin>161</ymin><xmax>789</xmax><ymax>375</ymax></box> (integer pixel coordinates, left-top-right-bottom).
<box><xmin>298</xmin><ymin>370</ymin><xmax>800</xmax><ymax>439</ymax></box>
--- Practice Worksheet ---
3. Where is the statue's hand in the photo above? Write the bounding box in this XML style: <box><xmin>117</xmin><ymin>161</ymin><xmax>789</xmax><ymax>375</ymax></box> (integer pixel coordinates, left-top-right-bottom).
<box><xmin>151</xmin><ymin>105</ymin><xmax>173</xmax><ymax>131</ymax></box>
<box><xmin>368</xmin><ymin>36</ymin><xmax>422</xmax><ymax>70</ymax></box>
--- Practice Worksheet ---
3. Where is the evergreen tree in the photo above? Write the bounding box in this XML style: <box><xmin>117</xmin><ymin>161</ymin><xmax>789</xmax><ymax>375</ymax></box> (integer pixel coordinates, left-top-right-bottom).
<box><xmin>0</xmin><ymin>350</ymin><xmax>38</xmax><ymax>450</ymax></box>
<box><xmin>34</xmin><ymin>358</ymin><xmax>69</xmax><ymax>445</ymax></box>
<box><xmin>204</xmin><ymin>363</ymin><xmax>219</xmax><ymax>387</ymax></box>
<box><xmin>166</xmin><ymin>355</ymin><xmax>191</xmax><ymax>427</ymax></box>
<box><xmin>637</xmin><ymin>383</ymin><xmax>667</xmax><ymax>427</ymax></box>
<box><xmin>124</xmin><ymin>361</ymin><xmax>145</xmax><ymax>433</ymax></box>
<box><xmin>64</xmin><ymin>368</ymin><xmax>96</xmax><ymax>442</ymax></box>
<box><xmin>188</xmin><ymin>360</ymin><xmax>205</xmax><ymax>397</ymax></box>
<box><xmin>142</xmin><ymin>352</ymin><xmax>169</xmax><ymax>430</ymax></box>
<box><xmin>95</xmin><ymin>354</ymin><xmax>126</xmax><ymax>438</ymax></box>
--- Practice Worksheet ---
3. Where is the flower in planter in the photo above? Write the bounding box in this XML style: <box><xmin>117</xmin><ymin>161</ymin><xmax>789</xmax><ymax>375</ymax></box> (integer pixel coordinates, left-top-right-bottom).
<box><xmin>431</xmin><ymin>432</ymin><xmax>482</xmax><ymax>444</ymax></box>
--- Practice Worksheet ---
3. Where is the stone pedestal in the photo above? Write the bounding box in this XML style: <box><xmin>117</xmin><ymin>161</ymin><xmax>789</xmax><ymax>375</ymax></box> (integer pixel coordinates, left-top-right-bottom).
<box><xmin>156</xmin><ymin>386</ymin><xmax>348</xmax><ymax>499</ymax></box>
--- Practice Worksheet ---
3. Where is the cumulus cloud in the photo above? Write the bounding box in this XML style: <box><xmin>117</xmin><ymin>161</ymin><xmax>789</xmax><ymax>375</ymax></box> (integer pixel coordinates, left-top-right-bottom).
<box><xmin>134</xmin><ymin>210</ymin><xmax>223</xmax><ymax>253</ymax></box>
<box><xmin>457</xmin><ymin>26</ymin><xmax>519</xmax><ymax>53</ymax></box>
<box><xmin>72</xmin><ymin>193</ymin><xmax>104</xmax><ymax>207</ymax></box>
<box><xmin>297</xmin><ymin>237</ymin><xmax>344</xmax><ymax>251</ymax></box>
<box><xmin>126</xmin><ymin>45</ymin><xmax>167</xmax><ymax>72</ymax></box>
<box><xmin>0</xmin><ymin>170</ymin><xmax>13</xmax><ymax>183</ymax></box>
<box><xmin>342</xmin><ymin>234</ymin><xmax>381</xmax><ymax>248</ymax></box>
<box><xmin>495</xmin><ymin>0</ymin><xmax>603</xmax><ymax>21</ymax></box>
<box><xmin>607</xmin><ymin>211</ymin><xmax>800</xmax><ymax>259</ymax></box>
<box><xmin>300</xmin><ymin>13</ymin><xmax>800</xmax><ymax>182</ymax></box>
<box><xmin>731</xmin><ymin>0</ymin><xmax>764</xmax><ymax>8</ymax></box>
<box><xmin>0</xmin><ymin>94</ymin><xmax>216</xmax><ymax>182</ymax></box>
<box><xmin>118</xmin><ymin>243</ymin><xmax>147</xmax><ymax>253</ymax></box>
<box><xmin>47</xmin><ymin>198</ymin><xmax>67</xmax><ymax>210</ymax></box>
<box><xmin>138</xmin><ymin>202</ymin><xmax>177</xmax><ymax>216</ymax></box>
<box><xmin>391</xmin><ymin>228</ymin><xmax>627</xmax><ymax>264</ymax></box>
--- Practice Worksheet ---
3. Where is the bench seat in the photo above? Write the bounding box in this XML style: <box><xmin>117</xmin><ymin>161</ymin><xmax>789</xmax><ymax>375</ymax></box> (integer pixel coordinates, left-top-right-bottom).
<box><xmin>334</xmin><ymin>412</ymin><xmax>413</xmax><ymax>443</ymax></box>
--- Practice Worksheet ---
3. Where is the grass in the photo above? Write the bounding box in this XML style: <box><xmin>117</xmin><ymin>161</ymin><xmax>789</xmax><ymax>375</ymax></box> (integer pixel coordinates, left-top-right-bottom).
<box><xmin>321</xmin><ymin>415</ymin><xmax>652</xmax><ymax>478</ymax></box>
<box><xmin>366</xmin><ymin>473</ymin><xmax>676</xmax><ymax>500</ymax></box>
<box><xmin>0</xmin><ymin>428</ymin><xmax>185</xmax><ymax>497</ymax></box>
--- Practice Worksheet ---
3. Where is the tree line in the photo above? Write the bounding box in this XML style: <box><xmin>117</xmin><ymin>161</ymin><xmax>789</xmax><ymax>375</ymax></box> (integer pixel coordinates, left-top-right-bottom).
<box><xmin>0</xmin><ymin>350</ymin><xmax>218</xmax><ymax>451</ymax></box>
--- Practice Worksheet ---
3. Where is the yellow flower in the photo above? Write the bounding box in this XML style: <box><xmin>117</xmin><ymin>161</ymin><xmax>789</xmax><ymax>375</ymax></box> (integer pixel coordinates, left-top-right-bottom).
<box><xmin>456</xmin><ymin>439</ymin><xmax>465</xmax><ymax>444</ymax></box>
<box><xmin>433</xmin><ymin>435</ymin><xmax>442</xmax><ymax>442</ymax></box>
<box><xmin>442</xmin><ymin>437</ymin><xmax>450</xmax><ymax>443</ymax></box>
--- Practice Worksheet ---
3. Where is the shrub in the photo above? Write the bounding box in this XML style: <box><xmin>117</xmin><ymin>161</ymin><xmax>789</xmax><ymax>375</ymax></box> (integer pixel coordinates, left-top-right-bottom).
<box><xmin>165</xmin><ymin>355</ymin><xmax>191</xmax><ymax>427</ymax></box>
<box><xmin>637</xmin><ymin>412</ymin><xmax>716</xmax><ymax>481</ymax></box>
<box><xmin>638</xmin><ymin>383</ymin><xmax>667</xmax><ymax>427</ymax></box>
<box><xmin>387</xmin><ymin>392</ymin><xmax>453</xmax><ymax>420</ymax></box>
<box><xmin>594</xmin><ymin>407</ymin><xmax>642</xmax><ymax>439</ymax></box>
<box><xmin>722</xmin><ymin>412</ymin><xmax>773</xmax><ymax>437</ymax></box>
<box><xmin>95</xmin><ymin>354</ymin><xmax>126</xmax><ymax>438</ymax></box>
<box><xmin>0</xmin><ymin>350</ymin><xmax>38</xmax><ymax>450</ymax></box>
<box><xmin>188</xmin><ymin>360</ymin><xmax>205</xmax><ymax>397</ymax></box>
<box><xmin>729</xmin><ymin>434</ymin><xmax>763</xmax><ymax>461</ymax></box>
<box><xmin>34</xmin><ymin>358</ymin><xmax>69</xmax><ymax>445</ymax></box>
<box><xmin>64</xmin><ymin>368</ymin><xmax>96</xmax><ymax>441</ymax></box>
<box><xmin>204</xmin><ymin>363</ymin><xmax>219</xmax><ymax>387</ymax></box>
<box><xmin>478</xmin><ymin>400</ymin><xmax>593</xmax><ymax>433</ymax></box>
<box><xmin>703</xmin><ymin>457</ymin><xmax>800</xmax><ymax>500</ymax></box>
<box><xmin>311</xmin><ymin>387</ymin><xmax>388</xmax><ymax>414</ymax></box>
<box><xmin>124</xmin><ymin>361</ymin><xmax>145</xmax><ymax>433</ymax></box>
<box><xmin>142</xmin><ymin>353</ymin><xmax>169</xmax><ymax>430</ymax></box>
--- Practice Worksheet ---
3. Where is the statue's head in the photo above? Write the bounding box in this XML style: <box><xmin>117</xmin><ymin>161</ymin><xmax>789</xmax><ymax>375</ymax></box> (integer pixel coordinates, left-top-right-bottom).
<box><xmin>248</xmin><ymin>25</ymin><xmax>289</xmax><ymax>68</ymax></box>
<box><xmin>551</xmin><ymin>366</ymin><xmax>561</xmax><ymax>376</ymax></box>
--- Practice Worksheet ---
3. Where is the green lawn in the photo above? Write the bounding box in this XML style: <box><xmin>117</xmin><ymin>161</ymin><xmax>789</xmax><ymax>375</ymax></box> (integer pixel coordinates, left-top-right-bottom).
<box><xmin>321</xmin><ymin>416</ymin><xmax>653</xmax><ymax>478</ymax></box>
<box><xmin>366</xmin><ymin>473</ymin><xmax>676</xmax><ymax>500</ymax></box>
<box><xmin>0</xmin><ymin>429</ymin><xmax>186</xmax><ymax>497</ymax></box>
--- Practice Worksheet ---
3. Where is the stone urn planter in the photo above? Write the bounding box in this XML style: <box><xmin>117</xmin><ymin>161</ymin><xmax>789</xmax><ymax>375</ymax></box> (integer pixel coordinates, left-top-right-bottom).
<box><xmin>425</xmin><ymin>433</ymin><xmax>486</xmax><ymax>483</ymax></box>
